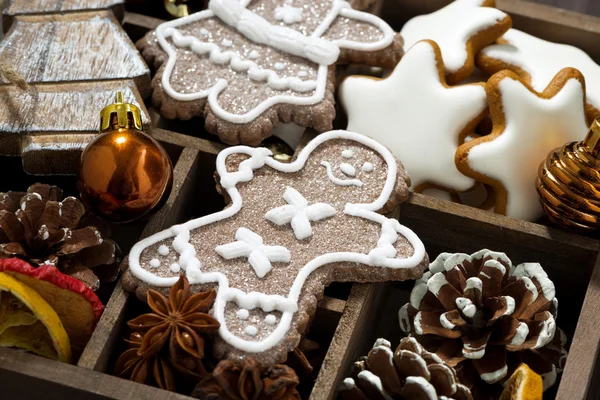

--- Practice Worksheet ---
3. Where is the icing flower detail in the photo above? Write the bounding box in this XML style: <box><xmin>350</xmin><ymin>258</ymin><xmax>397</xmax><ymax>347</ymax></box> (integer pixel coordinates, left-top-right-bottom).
<box><xmin>265</xmin><ymin>187</ymin><xmax>336</xmax><ymax>240</ymax></box>
<box><xmin>399</xmin><ymin>250</ymin><xmax>566</xmax><ymax>392</ymax></box>
<box><xmin>216</xmin><ymin>228</ymin><xmax>291</xmax><ymax>278</ymax></box>
<box><xmin>274</xmin><ymin>5</ymin><xmax>304</xmax><ymax>25</ymax></box>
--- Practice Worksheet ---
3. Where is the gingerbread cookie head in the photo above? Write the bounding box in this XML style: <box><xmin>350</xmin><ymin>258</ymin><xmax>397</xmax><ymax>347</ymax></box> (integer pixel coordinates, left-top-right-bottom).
<box><xmin>138</xmin><ymin>0</ymin><xmax>403</xmax><ymax>145</ymax></box>
<box><xmin>124</xmin><ymin>130</ymin><xmax>428</xmax><ymax>365</ymax></box>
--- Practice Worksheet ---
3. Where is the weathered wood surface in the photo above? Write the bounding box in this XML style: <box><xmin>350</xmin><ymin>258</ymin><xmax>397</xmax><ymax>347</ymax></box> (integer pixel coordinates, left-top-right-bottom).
<box><xmin>0</xmin><ymin>11</ymin><xmax>148</xmax><ymax>86</ymax></box>
<box><xmin>556</xmin><ymin>251</ymin><xmax>600</xmax><ymax>400</ymax></box>
<box><xmin>0</xmin><ymin>347</ymin><xmax>191</xmax><ymax>400</ymax></box>
<box><xmin>3</xmin><ymin>0</ymin><xmax>125</xmax><ymax>22</ymax></box>
<box><xmin>0</xmin><ymin>6</ymin><xmax>150</xmax><ymax>175</ymax></box>
<box><xmin>0</xmin><ymin>80</ymin><xmax>149</xmax><ymax>173</ymax></box>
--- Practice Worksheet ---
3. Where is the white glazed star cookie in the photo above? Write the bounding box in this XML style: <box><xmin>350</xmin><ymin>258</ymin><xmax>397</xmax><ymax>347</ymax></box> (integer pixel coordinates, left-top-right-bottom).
<box><xmin>339</xmin><ymin>40</ymin><xmax>488</xmax><ymax>193</ymax></box>
<box><xmin>456</xmin><ymin>68</ymin><xmax>589</xmax><ymax>221</ymax></box>
<box><xmin>478</xmin><ymin>28</ymin><xmax>600</xmax><ymax>122</ymax></box>
<box><xmin>400</xmin><ymin>0</ymin><xmax>511</xmax><ymax>84</ymax></box>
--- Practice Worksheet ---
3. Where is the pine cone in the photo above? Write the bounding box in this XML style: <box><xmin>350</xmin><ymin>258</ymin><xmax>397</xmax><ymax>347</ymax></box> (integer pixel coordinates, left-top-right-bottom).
<box><xmin>340</xmin><ymin>337</ymin><xmax>473</xmax><ymax>400</ymax></box>
<box><xmin>398</xmin><ymin>250</ymin><xmax>567</xmax><ymax>396</ymax></box>
<box><xmin>0</xmin><ymin>183</ymin><xmax>119</xmax><ymax>290</ymax></box>
<box><xmin>192</xmin><ymin>358</ymin><xmax>301</xmax><ymax>400</ymax></box>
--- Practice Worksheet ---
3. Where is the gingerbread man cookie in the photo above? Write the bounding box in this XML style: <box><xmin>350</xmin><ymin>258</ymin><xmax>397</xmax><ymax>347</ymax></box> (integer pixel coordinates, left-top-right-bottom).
<box><xmin>339</xmin><ymin>40</ymin><xmax>488</xmax><ymax>193</ymax></box>
<box><xmin>138</xmin><ymin>0</ymin><xmax>403</xmax><ymax>145</ymax></box>
<box><xmin>456</xmin><ymin>68</ymin><xmax>589</xmax><ymax>221</ymax></box>
<box><xmin>478</xmin><ymin>29</ymin><xmax>600</xmax><ymax>122</ymax></box>
<box><xmin>400</xmin><ymin>0</ymin><xmax>511</xmax><ymax>84</ymax></box>
<box><xmin>123</xmin><ymin>130</ymin><xmax>428</xmax><ymax>365</ymax></box>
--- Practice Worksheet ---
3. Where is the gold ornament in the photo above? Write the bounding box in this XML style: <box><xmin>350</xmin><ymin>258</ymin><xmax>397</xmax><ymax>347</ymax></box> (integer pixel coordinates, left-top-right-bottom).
<box><xmin>77</xmin><ymin>92</ymin><xmax>173</xmax><ymax>223</ymax></box>
<box><xmin>164</xmin><ymin>0</ymin><xmax>207</xmax><ymax>18</ymax></box>
<box><xmin>537</xmin><ymin>117</ymin><xmax>600</xmax><ymax>231</ymax></box>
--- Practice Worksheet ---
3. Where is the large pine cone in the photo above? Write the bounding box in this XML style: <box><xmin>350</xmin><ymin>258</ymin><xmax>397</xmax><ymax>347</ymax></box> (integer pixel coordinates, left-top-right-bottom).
<box><xmin>398</xmin><ymin>250</ymin><xmax>567</xmax><ymax>397</ymax></box>
<box><xmin>340</xmin><ymin>337</ymin><xmax>473</xmax><ymax>400</ymax></box>
<box><xmin>0</xmin><ymin>183</ymin><xmax>119</xmax><ymax>290</ymax></box>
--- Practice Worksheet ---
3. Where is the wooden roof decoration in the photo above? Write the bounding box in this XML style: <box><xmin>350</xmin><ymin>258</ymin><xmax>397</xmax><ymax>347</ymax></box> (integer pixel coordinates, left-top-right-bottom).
<box><xmin>0</xmin><ymin>0</ymin><xmax>151</xmax><ymax>175</ymax></box>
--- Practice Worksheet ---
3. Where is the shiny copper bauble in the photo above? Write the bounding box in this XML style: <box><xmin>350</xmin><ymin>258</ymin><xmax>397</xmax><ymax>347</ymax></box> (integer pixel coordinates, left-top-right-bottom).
<box><xmin>537</xmin><ymin>117</ymin><xmax>600</xmax><ymax>231</ymax></box>
<box><xmin>78</xmin><ymin>128</ymin><xmax>173</xmax><ymax>223</ymax></box>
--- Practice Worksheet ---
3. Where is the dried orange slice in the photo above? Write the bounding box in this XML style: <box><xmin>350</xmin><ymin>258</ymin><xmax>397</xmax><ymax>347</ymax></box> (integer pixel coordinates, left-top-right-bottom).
<box><xmin>500</xmin><ymin>364</ymin><xmax>543</xmax><ymax>400</ymax></box>
<box><xmin>0</xmin><ymin>272</ymin><xmax>71</xmax><ymax>363</ymax></box>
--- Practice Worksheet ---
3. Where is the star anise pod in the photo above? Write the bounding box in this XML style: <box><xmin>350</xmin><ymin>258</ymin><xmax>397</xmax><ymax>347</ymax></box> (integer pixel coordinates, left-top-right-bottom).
<box><xmin>115</xmin><ymin>332</ymin><xmax>176</xmax><ymax>391</ymax></box>
<box><xmin>127</xmin><ymin>274</ymin><xmax>220</xmax><ymax>379</ymax></box>
<box><xmin>192</xmin><ymin>358</ymin><xmax>301</xmax><ymax>400</ymax></box>
<box><xmin>0</xmin><ymin>183</ymin><xmax>119</xmax><ymax>290</ymax></box>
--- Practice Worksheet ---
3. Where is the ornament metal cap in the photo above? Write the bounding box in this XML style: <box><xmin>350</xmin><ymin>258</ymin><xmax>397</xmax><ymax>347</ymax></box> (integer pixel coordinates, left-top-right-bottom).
<box><xmin>583</xmin><ymin>116</ymin><xmax>600</xmax><ymax>156</ymax></box>
<box><xmin>99</xmin><ymin>91</ymin><xmax>143</xmax><ymax>133</ymax></box>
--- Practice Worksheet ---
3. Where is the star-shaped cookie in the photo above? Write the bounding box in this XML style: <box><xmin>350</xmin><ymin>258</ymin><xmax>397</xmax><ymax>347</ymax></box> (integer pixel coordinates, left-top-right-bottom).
<box><xmin>400</xmin><ymin>0</ymin><xmax>511</xmax><ymax>84</ymax></box>
<box><xmin>339</xmin><ymin>40</ymin><xmax>488</xmax><ymax>193</ymax></box>
<box><xmin>478</xmin><ymin>28</ymin><xmax>600</xmax><ymax>122</ymax></box>
<box><xmin>456</xmin><ymin>68</ymin><xmax>589</xmax><ymax>221</ymax></box>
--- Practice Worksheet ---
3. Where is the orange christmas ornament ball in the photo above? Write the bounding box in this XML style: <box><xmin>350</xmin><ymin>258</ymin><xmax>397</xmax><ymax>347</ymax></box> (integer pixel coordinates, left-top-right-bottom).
<box><xmin>78</xmin><ymin>92</ymin><xmax>173</xmax><ymax>223</ymax></box>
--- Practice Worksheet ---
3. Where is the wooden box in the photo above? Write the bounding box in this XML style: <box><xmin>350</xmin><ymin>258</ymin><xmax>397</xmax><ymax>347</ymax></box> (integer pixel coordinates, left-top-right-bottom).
<box><xmin>1</xmin><ymin>1</ymin><xmax>600</xmax><ymax>399</ymax></box>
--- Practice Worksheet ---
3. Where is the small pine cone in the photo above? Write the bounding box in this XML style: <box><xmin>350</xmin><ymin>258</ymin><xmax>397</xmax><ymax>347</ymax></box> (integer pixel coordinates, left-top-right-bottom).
<box><xmin>398</xmin><ymin>250</ymin><xmax>567</xmax><ymax>395</ymax></box>
<box><xmin>340</xmin><ymin>337</ymin><xmax>473</xmax><ymax>400</ymax></box>
<box><xmin>0</xmin><ymin>183</ymin><xmax>119</xmax><ymax>290</ymax></box>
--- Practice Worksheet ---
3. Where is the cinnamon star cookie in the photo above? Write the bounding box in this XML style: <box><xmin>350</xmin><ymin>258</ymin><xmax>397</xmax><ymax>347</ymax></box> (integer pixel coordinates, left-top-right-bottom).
<box><xmin>138</xmin><ymin>0</ymin><xmax>403</xmax><ymax>145</ymax></box>
<box><xmin>339</xmin><ymin>40</ymin><xmax>488</xmax><ymax>193</ymax></box>
<box><xmin>400</xmin><ymin>0</ymin><xmax>511</xmax><ymax>84</ymax></box>
<box><xmin>123</xmin><ymin>130</ymin><xmax>428</xmax><ymax>365</ymax></box>
<box><xmin>456</xmin><ymin>68</ymin><xmax>589</xmax><ymax>221</ymax></box>
<box><xmin>478</xmin><ymin>28</ymin><xmax>600</xmax><ymax>122</ymax></box>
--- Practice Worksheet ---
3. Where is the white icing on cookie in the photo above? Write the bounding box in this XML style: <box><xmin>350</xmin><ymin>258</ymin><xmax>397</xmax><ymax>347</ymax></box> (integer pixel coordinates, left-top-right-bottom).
<box><xmin>127</xmin><ymin>130</ymin><xmax>426</xmax><ymax>354</ymax></box>
<box><xmin>265</xmin><ymin>314</ymin><xmax>277</xmax><ymax>325</ymax></box>
<box><xmin>297</xmin><ymin>70</ymin><xmax>308</xmax><ymax>78</ymax></box>
<box><xmin>361</xmin><ymin>162</ymin><xmax>373</xmax><ymax>172</ymax></box>
<box><xmin>401</xmin><ymin>0</ymin><xmax>508</xmax><ymax>74</ymax></box>
<box><xmin>237</xmin><ymin>308</ymin><xmax>250</xmax><ymax>320</ymax></box>
<box><xmin>342</xmin><ymin>149</ymin><xmax>354</xmax><ymax>158</ymax></box>
<box><xmin>340</xmin><ymin>40</ymin><xmax>486</xmax><ymax>191</ymax></box>
<box><xmin>463</xmin><ymin>73</ymin><xmax>588</xmax><ymax>220</ymax></box>
<box><xmin>216</xmin><ymin>227</ymin><xmax>291</xmax><ymax>278</ymax></box>
<box><xmin>149</xmin><ymin>259</ymin><xmax>160</xmax><ymax>268</ymax></box>
<box><xmin>221</xmin><ymin>38</ymin><xmax>233</xmax><ymax>47</ymax></box>
<box><xmin>481</xmin><ymin>29</ymin><xmax>600</xmax><ymax>113</ymax></box>
<box><xmin>265</xmin><ymin>187</ymin><xmax>336</xmax><ymax>240</ymax></box>
<box><xmin>340</xmin><ymin>162</ymin><xmax>356</xmax><ymax>176</ymax></box>
<box><xmin>321</xmin><ymin>161</ymin><xmax>363</xmax><ymax>187</ymax></box>
<box><xmin>158</xmin><ymin>245</ymin><xmax>169</xmax><ymax>256</ymax></box>
<box><xmin>170</xmin><ymin>263</ymin><xmax>181</xmax><ymax>273</ymax></box>
<box><xmin>245</xmin><ymin>325</ymin><xmax>258</xmax><ymax>336</ymax></box>
<box><xmin>274</xmin><ymin>62</ymin><xmax>285</xmax><ymax>70</ymax></box>
<box><xmin>274</xmin><ymin>5</ymin><xmax>304</xmax><ymax>24</ymax></box>
<box><xmin>154</xmin><ymin>0</ymin><xmax>395</xmax><ymax>124</ymax></box>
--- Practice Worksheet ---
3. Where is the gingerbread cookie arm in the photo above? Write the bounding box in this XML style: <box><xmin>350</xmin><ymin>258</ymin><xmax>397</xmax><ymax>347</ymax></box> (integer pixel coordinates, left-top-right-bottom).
<box><xmin>455</xmin><ymin>68</ymin><xmax>589</xmax><ymax>220</ymax></box>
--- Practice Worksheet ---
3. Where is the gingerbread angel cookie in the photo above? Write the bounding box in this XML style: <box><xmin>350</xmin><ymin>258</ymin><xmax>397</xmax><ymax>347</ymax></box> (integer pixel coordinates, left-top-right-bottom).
<box><xmin>137</xmin><ymin>0</ymin><xmax>403</xmax><ymax>145</ymax></box>
<box><xmin>123</xmin><ymin>130</ymin><xmax>428</xmax><ymax>365</ymax></box>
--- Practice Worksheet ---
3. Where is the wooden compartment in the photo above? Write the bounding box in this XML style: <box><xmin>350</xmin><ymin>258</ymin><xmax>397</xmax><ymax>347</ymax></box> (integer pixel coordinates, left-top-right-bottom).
<box><xmin>1</xmin><ymin>1</ymin><xmax>600</xmax><ymax>399</ymax></box>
